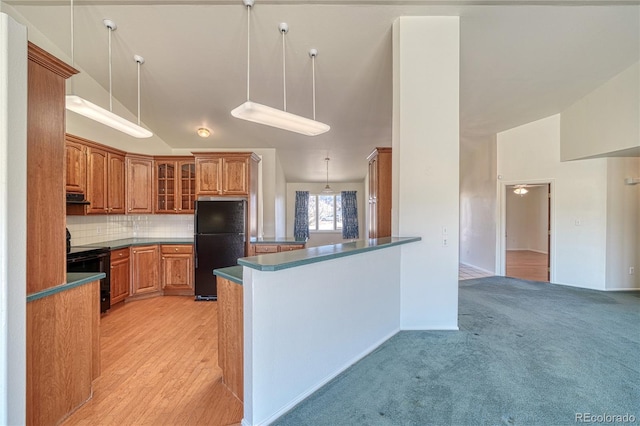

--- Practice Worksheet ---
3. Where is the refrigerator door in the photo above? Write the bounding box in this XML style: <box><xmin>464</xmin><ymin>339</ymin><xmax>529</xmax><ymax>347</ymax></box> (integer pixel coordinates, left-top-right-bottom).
<box><xmin>195</xmin><ymin>199</ymin><xmax>246</xmax><ymax>234</ymax></box>
<box><xmin>194</xmin><ymin>233</ymin><xmax>245</xmax><ymax>300</ymax></box>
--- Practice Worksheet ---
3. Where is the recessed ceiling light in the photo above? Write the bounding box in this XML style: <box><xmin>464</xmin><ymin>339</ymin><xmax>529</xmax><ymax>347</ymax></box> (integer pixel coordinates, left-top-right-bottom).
<box><xmin>197</xmin><ymin>127</ymin><xmax>211</xmax><ymax>138</ymax></box>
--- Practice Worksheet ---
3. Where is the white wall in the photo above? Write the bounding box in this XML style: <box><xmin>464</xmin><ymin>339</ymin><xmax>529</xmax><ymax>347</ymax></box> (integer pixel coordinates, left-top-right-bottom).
<box><xmin>561</xmin><ymin>62</ymin><xmax>639</xmax><ymax>160</ymax></box>
<box><xmin>497</xmin><ymin>114</ymin><xmax>609</xmax><ymax>290</ymax></box>
<box><xmin>243</xmin><ymin>246</ymin><xmax>402</xmax><ymax>425</ymax></box>
<box><xmin>0</xmin><ymin>13</ymin><xmax>27</xmax><ymax>425</ymax></box>
<box><xmin>285</xmin><ymin>182</ymin><xmax>365</xmax><ymax>247</ymax></box>
<box><xmin>459</xmin><ymin>135</ymin><xmax>497</xmax><ymax>272</ymax></box>
<box><xmin>392</xmin><ymin>16</ymin><xmax>460</xmax><ymax>330</ymax></box>
<box><xmin>506</xmin><ymin>185</ymin><xmax>548</xmax><ymax>253</ymax></box>
<box><xmin>605</xmin><ymin>157</ymin><xmax>640</xmax><ymax>290</ymax></box>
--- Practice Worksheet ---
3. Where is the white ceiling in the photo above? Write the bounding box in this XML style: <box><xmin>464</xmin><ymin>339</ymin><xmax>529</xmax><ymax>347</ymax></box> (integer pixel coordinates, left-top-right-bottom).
<box><xmin>4</xmin><ymin>1</ymin><xmax>639</xmax><ymax>182</ymax></box>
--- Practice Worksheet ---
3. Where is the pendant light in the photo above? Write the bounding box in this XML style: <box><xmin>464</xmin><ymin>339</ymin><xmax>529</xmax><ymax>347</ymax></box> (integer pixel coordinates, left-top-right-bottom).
<box><xmin>65</xmin><ymin>11</ymin><xmax>152</xmax><ymax>138</ymax></box>
<box><xmin>322</xmin><ymin>157</ymin><xmax>333</xmax><ymax>194</ymax></box>
<box><xmin>231</xmin><ymin>0</ymin><xmax>330</xmax><ymax>136</ymax></box>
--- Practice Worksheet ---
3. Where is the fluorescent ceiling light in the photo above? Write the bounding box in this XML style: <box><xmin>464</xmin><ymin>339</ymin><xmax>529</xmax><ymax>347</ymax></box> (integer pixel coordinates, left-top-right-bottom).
<box><xmin>66</xmin><ymin>95</ymin><xmax>153</xmax><ymax>138</ymax></box>
<box><xmin>231</xmin><ymin>101</ymin><xmax>329</xmax><ymax>136</ymax></box>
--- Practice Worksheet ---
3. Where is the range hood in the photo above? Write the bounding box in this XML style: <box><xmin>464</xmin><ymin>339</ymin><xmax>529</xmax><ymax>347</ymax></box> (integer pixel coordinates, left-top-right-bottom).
<box><xmin>66</xmin><ymin>192</ymin><xmax>90</xmax><ymax>205</ymax></box>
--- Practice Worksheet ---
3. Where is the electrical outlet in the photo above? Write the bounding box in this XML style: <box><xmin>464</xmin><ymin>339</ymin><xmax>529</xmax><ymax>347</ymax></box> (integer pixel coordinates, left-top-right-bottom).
<box><xmin>630</xmin><ymin>267</ymin><xmax>635</xmax><ymax>275</ymax></box>
<box><xmin>96</xmin><ymin>226</ymin><xmax>102</xmax><ymax>234</ymax></box>
<box><xmin>442</xmin><ymin>237</ymin><xmax>448</xmax><ymax>247</ymax></box>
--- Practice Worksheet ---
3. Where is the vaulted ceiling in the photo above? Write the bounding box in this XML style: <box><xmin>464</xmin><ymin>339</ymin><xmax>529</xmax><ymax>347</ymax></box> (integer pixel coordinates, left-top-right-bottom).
<box><xmin>3</xmin><ymin>1</ymin><xmax>639</xmax><ymax>182</ymax></box>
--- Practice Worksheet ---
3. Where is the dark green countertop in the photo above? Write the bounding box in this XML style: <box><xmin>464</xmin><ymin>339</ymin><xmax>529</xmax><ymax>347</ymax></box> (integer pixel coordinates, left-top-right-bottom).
<box><xmin>78</xmin><ymin>237</ymin><xmax>193</xmax><ymax>250</ymax></box>
<box><xmin>213</xmin><ymin>266</ymin><xmax>243</xmax><ymax>285</ymax></box>
<box><xmin>27</xmin><ymin>272</ymin><xmax>106</xmax><ymax>302</ymax></box>
<box><xmin>238</xmin><ymin>237</ymin><xmax>421</xmax><ymax>272</ymax></box>
<box><xmin>250</xmin><ymin>237</ymin><xmax>308</xmax><ymax>245</ymax></box>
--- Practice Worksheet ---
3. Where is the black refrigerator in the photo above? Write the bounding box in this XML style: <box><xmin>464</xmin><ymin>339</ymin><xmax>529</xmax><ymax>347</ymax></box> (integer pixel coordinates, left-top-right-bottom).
<box><xmin>194</xmin><ymin>198</ymin><xmax>247</xmax><ymax>300</ymax></box>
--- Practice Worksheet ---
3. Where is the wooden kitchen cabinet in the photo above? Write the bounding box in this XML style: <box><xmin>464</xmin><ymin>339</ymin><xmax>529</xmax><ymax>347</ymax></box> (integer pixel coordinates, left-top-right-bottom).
<box><xmin>126</xmin><ymin>154</ymin><xmax>154</xmax><ymax>214</ymax></box>
<box><xmin>84</xmin><ymin>142</ymin><xmax>126</xmax><ymax>215</ymax></box>
<box><xmin>155</xmin><ymin>157</ymin><xmax>196</xmax><ymax>214</ymax></box>
<box><xmin>27</xmin><ymin>43</ymin><xmax>76</xmax><ymax>295</ymax></box>
<box><xmin>250</xmin><ymin>243</ymin><xmax>305</xmax><ymax>256</ymax></box>
<box><xmin>110</xmin><ymin>248</ymin><xmax>130</xmax><ymax>305</ymax></box>
<box><xmin>194</xmin><ymin>155</ymin><xmax>222</xmax><ymax>196</ymax></box>
<box><xmin>130</xmin><ymin>245</ymin><xmax>160</xmax><ymax>298</ymax></box>
<box><xmin>161</xmin><ymin>244</ymin><xmax>194</xmax><ymax>295</ymax></box>
<box><xmin>65</xmin><ymin>136</ymin><xmax>86</xmax><ymax>194</ymax></box>
<box><xmin>194</xmin><ymin>152</ymin><xmax>260</xmax><ymax>197</ymax></box>
<box><xmin>367</xmin><ymin>147</ymin><xmax>392</xmax><ymax>239</ymax></box>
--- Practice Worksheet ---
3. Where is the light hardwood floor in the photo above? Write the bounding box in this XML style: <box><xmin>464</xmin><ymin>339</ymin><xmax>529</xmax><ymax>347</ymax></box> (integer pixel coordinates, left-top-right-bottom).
<box><xmin>62</xmin><ymin>296</ymin><xmax>243</xmax><ymax>426</ymax></box>
<box><xmin>506</xmin><ymin>250</ymin><xmax>549</xmax><ymax>282</ymax></box>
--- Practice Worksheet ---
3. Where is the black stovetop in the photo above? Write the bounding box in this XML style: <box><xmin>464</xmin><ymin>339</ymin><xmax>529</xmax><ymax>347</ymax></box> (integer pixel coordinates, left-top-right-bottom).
<box><xmin>67</xmin><ymin>245</ymin><xmax>110</xmax><ymax>260</ymax></box>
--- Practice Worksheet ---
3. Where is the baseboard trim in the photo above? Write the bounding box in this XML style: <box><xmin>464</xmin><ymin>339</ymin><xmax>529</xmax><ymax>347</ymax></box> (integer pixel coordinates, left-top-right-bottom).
<box><xmin>605</xmin><ymin>288</ymin><xmax>640</xmax><ymax>292</ymax></box>
<box><xmin>459</xmin><ymin>262</ymin><xmax>494</xmax><ymax>275</ymax></box>
<box><xmin>401</xmin><ymin>326</ymin><xmax>460</xmax><ymax>331</ymax></box>
<box><xmin>506</xmin><ymin>249</ymin><xmax>548</xmax><ymax>254</ymax></box>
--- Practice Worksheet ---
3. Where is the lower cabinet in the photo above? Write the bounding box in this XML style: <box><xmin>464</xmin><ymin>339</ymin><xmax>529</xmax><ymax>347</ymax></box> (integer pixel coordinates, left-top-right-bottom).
<box><xmin>111</xmin><ymin>243</ymin><xmax>194</xmax><ymax>302</ymax></box>
<box><xmin>131</xmin><ymin>245</ymin><xmax>160</xmax><ymax>297</ymax></box>
<box><xmin>110</xmin><ymin>248</ymin><xmax>130</xmax><ymax>305</ymax></box>
<box><xmin>161</xmin><ymin>244</ymin><xmax>194</xmax><ymax>296</ymax></box>
<box><xmin>250</xmin><ymin>243</ymin><xmax>305</xmax><ymax>256</ymax></box>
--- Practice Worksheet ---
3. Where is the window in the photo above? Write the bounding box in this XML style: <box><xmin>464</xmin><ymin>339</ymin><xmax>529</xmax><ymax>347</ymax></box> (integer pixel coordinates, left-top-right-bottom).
<box><xmin>308</xmin><ymin>194</ymin><xmax>342</xmax><ymax>231</ymax></box>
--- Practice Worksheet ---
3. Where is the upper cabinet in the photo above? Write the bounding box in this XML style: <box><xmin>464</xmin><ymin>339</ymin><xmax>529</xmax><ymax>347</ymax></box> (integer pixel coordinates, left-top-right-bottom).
<box><xmin>155</xmin><ymin>157</ymin><xmax>196</xmax><ymax>214</ymax></box>
<box><xmin>84</xmin><ymin>142</ymin><xmax>126</xmax><ymax>215</ymax></box>
<box><xmin>194</xmin><ymin>153</ymin><xmax>260</xmax><ymax>197</ymax></box>
<box><xmin>367</xmin><ymin>147</ymin><xmax>392</xmax><ymax>239</ymax></box>
<box><xmin>65</xmin><ymin>136</ymin><xmax>86</xmax><ymax>194</ymax></box>
<box><xmin>126</xmin><ymin>154</ymin><xmax>154</xmax><ymax>214</ymax></box>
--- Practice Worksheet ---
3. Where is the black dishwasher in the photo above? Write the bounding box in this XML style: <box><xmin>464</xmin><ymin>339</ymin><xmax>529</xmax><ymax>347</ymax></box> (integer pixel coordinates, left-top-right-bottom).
<box><xmin>67</xmin><ymin>247</ymin><xmax>111</xmax><ymax>313</ymax></box>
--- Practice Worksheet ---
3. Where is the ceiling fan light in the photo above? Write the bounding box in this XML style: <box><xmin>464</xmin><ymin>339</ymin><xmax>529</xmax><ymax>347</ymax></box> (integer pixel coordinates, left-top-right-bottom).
<box><xmin>231</xmin><ymin>101</ymin><xmax>330</xmax><ymax>136</ymax></box>
<box><xmin>66</xmin><ymin>95</ymin><xmax>153</xmax><ymax>138</ymax></box>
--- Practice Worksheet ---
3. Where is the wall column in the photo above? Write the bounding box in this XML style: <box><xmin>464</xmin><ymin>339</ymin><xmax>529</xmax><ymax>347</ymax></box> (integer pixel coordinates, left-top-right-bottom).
<box><xmin>0</xmin><ymin>13</ymin><xmax>28</xmax><ymax>425</ymax></box>
<box><xmin>392</xmin><ymin>16</ymin><xmax>460</xmax><ymax>329</ymax></box>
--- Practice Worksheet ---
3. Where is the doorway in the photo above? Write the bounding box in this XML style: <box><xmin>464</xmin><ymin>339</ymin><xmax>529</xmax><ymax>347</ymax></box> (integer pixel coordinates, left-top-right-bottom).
<box><xmin>503</xmin><ymin>183</ymin><xmax>551</xmax><ymax>282</ymax></box>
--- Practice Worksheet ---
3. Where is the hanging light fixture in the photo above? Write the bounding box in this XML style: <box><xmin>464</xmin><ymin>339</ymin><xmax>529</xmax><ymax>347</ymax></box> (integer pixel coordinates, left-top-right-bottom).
<box><xmin>65</xmin><ymin>14</ymin><xmax>152</xmax><ymax>138</ymax></box>
<box><xmin>514</xmin><ymin>186</ymin><xmax>528</xmax><ymax>196</ymax></box>
<box><xmin>231</xmin><ymin>0</ymin><xmax>330</xmax><ymax>136</ymax></box>
<box><xmin>322</xmin><ymin>157</ymin><xmax>333</xmax><ymax>194</ymax></box>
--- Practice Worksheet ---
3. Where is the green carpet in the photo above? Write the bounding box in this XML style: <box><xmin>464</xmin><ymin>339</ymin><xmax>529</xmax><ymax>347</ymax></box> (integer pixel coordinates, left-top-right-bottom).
<box><xmin>273</xmin><ymin>277</ymin><xmax>640</xmax><ymax>426</ymax></box>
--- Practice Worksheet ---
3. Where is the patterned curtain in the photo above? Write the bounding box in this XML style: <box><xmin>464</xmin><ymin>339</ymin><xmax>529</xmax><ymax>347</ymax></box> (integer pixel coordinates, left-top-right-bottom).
<box><xmin>341</xmin><ymin>191</ymin><xmax>359</xmax><ymax>239</ymax></box>
<box><xmin>294</xmin><ymin>191</ymin><xmax>310</xmax><ymax>240</ymax></box>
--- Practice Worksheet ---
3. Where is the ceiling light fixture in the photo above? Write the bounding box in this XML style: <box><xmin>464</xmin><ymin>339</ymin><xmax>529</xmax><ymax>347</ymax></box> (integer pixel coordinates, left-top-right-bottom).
<box><xmin>197</xmin><ymin>127</ymin><xmax>211</xmax><ymax>138</ymax></box>
<box><xmin>231</xmin><ymin>0</ymin><xmax>330</xmax><ymax>136</ymax></box>
<box><xmin>624</xmin><ymin>177</ymin><xmax>640</xmax><ymax>185</ymax></box>
<box><xmin>322</xmin><ymin>157</ymin><xmax>333</xmax><ymax>194</ymax></box>
<box><xmin>513</xmin><ymin>186</ymin><xmax>528</xmax><ymax>196</ymax></box>
<box><xmin>65</xmin><ymin>13</ymin><xmax>152</xmax><ymax>138</ymax></box>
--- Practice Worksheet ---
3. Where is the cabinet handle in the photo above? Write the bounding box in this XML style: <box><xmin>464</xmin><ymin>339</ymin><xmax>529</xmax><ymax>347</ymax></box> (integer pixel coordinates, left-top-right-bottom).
<box><xmin>162</xmin><ymin>257</ymin><xmax>165</xmax><ymax>260</ymax></box>
<box><xmin>175</xmin><ymin>248</ymin><xmax>178</xmax><ymax>252</ymax></box>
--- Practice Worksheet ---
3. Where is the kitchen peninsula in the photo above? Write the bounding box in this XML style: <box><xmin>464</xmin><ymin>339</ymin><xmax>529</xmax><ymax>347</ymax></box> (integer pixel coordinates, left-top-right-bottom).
<box><xmin>214</xmin><ymin>236</ymin><xmax>421</xmax><ymax>426</ymax></box>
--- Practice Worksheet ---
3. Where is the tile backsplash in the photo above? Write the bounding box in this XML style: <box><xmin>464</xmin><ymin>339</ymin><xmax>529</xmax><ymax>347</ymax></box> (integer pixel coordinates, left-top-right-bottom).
<box><xmin>66</xmin><ymin>214</ymin><xmax>194</xmax><ymax>246</ymax></box>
